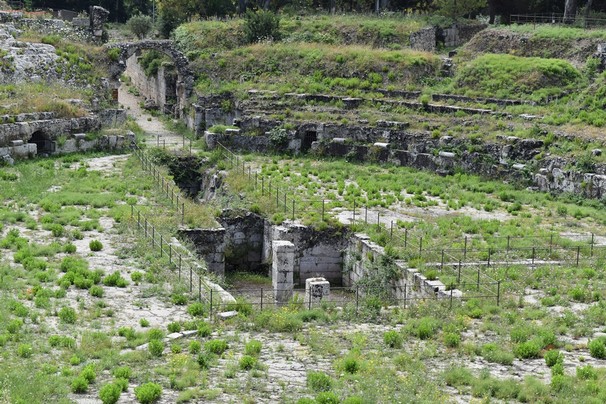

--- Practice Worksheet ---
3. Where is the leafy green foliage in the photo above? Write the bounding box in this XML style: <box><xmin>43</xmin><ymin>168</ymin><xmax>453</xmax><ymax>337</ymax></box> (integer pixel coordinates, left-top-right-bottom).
<box><xmin>134</xmin><ymin>382</ymin><xmax>162</xmax><ymax>404</ymax></box>
<box><xmin>243</xmin><ymin>10</ymin><xmax>281</xmax><ymax>44</ymax></box>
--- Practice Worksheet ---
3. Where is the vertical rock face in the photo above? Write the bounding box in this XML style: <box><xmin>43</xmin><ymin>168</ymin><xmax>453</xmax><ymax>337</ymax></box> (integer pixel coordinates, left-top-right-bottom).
<box><xmin>89</xmin><ymin>6</ymin><xmax>109</xmax><ymax>41</ymax></box>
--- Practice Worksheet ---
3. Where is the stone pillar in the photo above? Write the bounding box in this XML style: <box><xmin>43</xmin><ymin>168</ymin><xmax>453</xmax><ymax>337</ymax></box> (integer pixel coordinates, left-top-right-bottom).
<box><xmin>272</xmin><ymin>240</ymin><xmax>295</xmax><ymax>305</ymax></box>
<box><xmin>304</xmin><ymin>277</ymin><xmax>330</xmax><ymax>308</ymax></box>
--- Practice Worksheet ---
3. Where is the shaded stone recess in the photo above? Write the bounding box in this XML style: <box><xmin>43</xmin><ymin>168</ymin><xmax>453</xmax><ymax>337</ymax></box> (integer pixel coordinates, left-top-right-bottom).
<box><xmin>263</xmin><ymin>222</ymin><xmax>346</xmax><ymax>286</ymax></box>
<box><xmin>178</xmin><ymin>228</ymin><xmax>226</xmax><ymax>277</ymax></box>
<box><xmin>218</xmin><ymin>210</ymin><xmax>265</xmax><ymax>273</ymax></box>
<box><xmin>125</xmin><ymin>54</ymin><xmax>177</xmax><ymax>115</ymax></box>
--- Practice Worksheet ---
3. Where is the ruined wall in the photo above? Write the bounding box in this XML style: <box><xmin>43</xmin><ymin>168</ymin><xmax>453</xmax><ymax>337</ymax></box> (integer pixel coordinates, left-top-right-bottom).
<box><xmin>125</xmin><ymin>55</ymin><xmax>177</xmax><ymax>115</ymax></box>
<box><xmin>343</xmin><ymin>233</ymin><xmax>462</xmax><ymax>301</ymax></box>
<box><xmin>177</xmin><ymin>228</ymin><xmax>226</xmax><ymax>276</ymax></box>
<box><xmin>218</xmin><ymin>210</ymin><xmax>265</xmax><ymax>273</ymax></box>
<box><xmin>442</xmin><ymin>24</ymin><xmax>487</xmax><ymax>47</ymax></box>
<box><xmin>410</xmin><ymin>27</ymin><xmax>436</xmax><ymax>52</ymax></box>
<box><xmin>262</xmin><ymin>222</ymin><xmax>345</xmax><ymax>286</ymax></box>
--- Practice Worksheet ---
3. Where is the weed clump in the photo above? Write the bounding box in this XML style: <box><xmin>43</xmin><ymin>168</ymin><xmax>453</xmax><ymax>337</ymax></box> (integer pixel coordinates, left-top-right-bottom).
<box><xmin>383</xmin><ymin>330</ymin><xmax>403</xmax><ymax>348</ymax></box>
<box><xmin>89</xmin><ymin>240</ymin><xmax>103</xmax><ymax>251</ymax></box>
<box><xmin>307</xmin><ymin>371</ymin><xmax>332</xmax><ymax>392</ymax></box>
<box><xmin>134</xmin><ymin>382</ymin><xmax>162</xmax><ymax>403</ymax></box>
<box><xmin>99</xmin><ymin>382</ymin><xmax>122</xmax><ymax>404</ymax></box>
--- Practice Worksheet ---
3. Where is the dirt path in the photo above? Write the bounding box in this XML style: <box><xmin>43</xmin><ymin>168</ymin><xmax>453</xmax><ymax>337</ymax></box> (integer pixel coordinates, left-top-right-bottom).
<box><xmin>118</xmin><ymin>82</ymin><xmax>187</xmax><ymax>149</ymax></box>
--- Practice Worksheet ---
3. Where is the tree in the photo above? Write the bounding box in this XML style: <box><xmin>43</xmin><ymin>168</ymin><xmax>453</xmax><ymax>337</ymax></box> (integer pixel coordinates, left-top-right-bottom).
<box><xmin>434</xmin><ymin>0</ymin><xmax>488</xmax><ymax>20</ymax></box>
<box><xmin>564</xmin><ymin>0</ymin><xmax>578</xmax><ymax>23</ymax></box>
<box><xmin>243</xmin><ymin>9</ymin><xmax>280</xmax><ymax>43</ymax></box>
<box><xmin>127</xmin><ymin>14</ymin><xmax>153</xmax><ymax>39</ymax></box>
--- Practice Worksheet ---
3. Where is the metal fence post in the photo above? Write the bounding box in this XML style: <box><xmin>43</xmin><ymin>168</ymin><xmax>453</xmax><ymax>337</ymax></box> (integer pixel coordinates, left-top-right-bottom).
<box><xmin>441</xmin><ymin>250</ymin><xmax>444</xmax><ymax>270</ymax></box>
<box><xmin>591</xmin><ymin>233</ymin><xmax>594</xmax><ymax>257</ymax></box>
<box><xmin>353</xmin><ymin>200</ymin><xmax>356</xmax><ymax>223</ymax></box>
<box><xmin>355</xmin><ymin>285</ymin><xmax>359</xmax><ymax>314</ymax></box>
<box><xmin>308</xmin><ymin>287</ymin><xmax>312</xmax><ymax>310</ymax></box>
<box><xmin>497</xmin><ymin>281</ymin><xmax>501</xmax><ymax>306</ymax></box>
<box><xmin>404</xmin><ymin>228</ymin><xmax>408</xmax><ymax>248</ymax></box>
<box><xmin>458</xmin><ymin>260</ymin><xmax>461</xmax><ymax>284</ymax></box>
<box><xmin>292</xmin><ymin>200</ymin><xmax>295</xmax><ymax>220</ymax></box>
<box><xmin>576</xmin><ymin>246</ymin><xmax>580</xmax><ymax>266</ymax></box>
<box><xmin>260</xmin><ymin>288</ymin><xmax>263</xmax><ymax>310</ymax></box>
<box><xmin>477</xmin><ymin>266</ymin><xmax>480</xmax><ymax>291</ymax></box>
<box><xmin>178</xmin><ymin>255</ymin><xmax>181</xmax><ymax>281</ymax></box>
<box><xmin>322</xmin><ymin>200</ymin><xmax>325</xmax><ymax>221</ymax></box>
<box><xmin>419</xmin><ymin>237</ymin><xmax>423</xmax><ymax>254</ymax></box>
<box><xmin>199</xmin><ymin>273</ymin><xmax>201</xmax><ymax>301</ymax></box>
<box><xmin>160</xmin><ymin>235</ymin><xmax>163</xmax><ymax>257</ymax></box>
<box><xmin>189</xmin><ymin>266</ymin><xmax>192</xmax><ymax>292</ymax></box>
<box><xmin>464</xmin><ymin>236</ymin><xmax>468</xmax><ymax>259</ymax></box>
<box><xmin>209</xmin><ymin>289</ymin><xmax>213</xmax><ymax>319</ymax></box>
<box><xmin>450</xmin><ymin>288</ymin><xmax>453</xmax><ymax>309</ymax></box>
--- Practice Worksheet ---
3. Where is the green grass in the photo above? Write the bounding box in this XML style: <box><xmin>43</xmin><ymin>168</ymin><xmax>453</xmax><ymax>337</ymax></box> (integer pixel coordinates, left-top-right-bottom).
<box><xmin>452</xmin><ymin>54</ymin><xmax>581</xmax><ymax>102</ymax></box>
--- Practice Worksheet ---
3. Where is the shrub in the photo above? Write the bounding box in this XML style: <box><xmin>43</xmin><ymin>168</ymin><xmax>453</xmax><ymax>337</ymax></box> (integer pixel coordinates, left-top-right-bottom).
<box><xmin>167</xmin><ymin>322</ymin><xmax>181</xmax><ymax>333</ymax></box>
<box><xmin>187</xmin><ymin>302</ymin><xmax>206</xmax><ymax>317</ymax></box>
<box><xmin>588</xmin><ymin>338</ymin><xmax>606</xmax><ymax>359</ymax></box>
<box><xmin>112</xmin><ymin>366</ymin><xmax>132</xmax><ymax>380</ymax></box>
<box><xmin>99</xmin><ymin>382</ymin><xmax>121</xmax><ymax>404</ymax></box>
<box><xmin>577</xmin><ymin>364</ymin><xmax>598</xmax><ymax>380</ymax></box>
<box><xmin>147</xmin><ymin>328</ymin><xmax>164</xmax><ymax>341</ymax></box>
<box><xmin>89</xmin><ymin>285</ymin><xmax>104</xmax><ymax>298</ymax></box>
<box><xmin>80</xmin><ymin>364</ymin><xmax>96</xmax><ymax>383</ymax></box>
<box><xmin>197</xmin><ymin>322</ymin><xmax>212</xmax><ymax>337</ymax></box>
<box><xmin>552</xmin><ymin>362</ymin><xmax>565</xmax><ymax>376</ymax></box>
<box><xmin>544</xmin><ymin>350</ymin><xmax>564</xmax><ymax>367</ymax></box>
<box><xmin>417</xmin><ymin>317</ymin><xmax>438</xmax><ymax>340</ymax></box>
<box><xmin>514</xmin><ymin>340</ymin><xmax>541</xmax><ymax>359</ymax></box>
<box><xmin>89</xmin><ymin>240</ymin><xmax>103</xmax><ymax>251</ymax></box>
<box><xmin>243</xmin><ymin>10</ymin><xmax>281</xmax><ymax>44</ymax></box>
<box><xmin>205</xmin><ymin>339</ymin><xmax>228</xmax><ymax>355</ymax></box>
<box><xmin>482</xmin><ymin>343</ymin><xmax>514</xmax><ymax>365</ymax></box>
<box><xmin>17</xmin><ymin>343</ymin><xmax>33</xmax><ymax>358</ymax></box>
<box><xmin>134</xmin><ymin>382</ymin><xmax>162</xmax><ymax>404</ymax></box>
<box><xmin>148</xmin><ymin>340</ymin><xmax>164</xmax><ymax>357</ymax></box>
<box><xmin>140</xmin><ymin>318</ymin><xmax>150</xmax><ymax>327</ymax></box>
<box><xmin>115</xmin><ymin>378</ymin><xmax>129</xmax><ymax>392</ymax></box>
<box><xmin>239</xmin><ymin>355</ymin><xmax>257</xmax><ymax>370</ymax></box>
<box><xmin>172</xmin><ymin>293</ymin><xmax>188</xmax><ymax>305</ymax></box>
<box><xmin>245</xmin><ymin>340</ymin><xmax>262</xmax><ymax>356</ymax></box>
<box><xmin>59</xmin><ymin>307</ymin><xmax>77</xmax><ymax>324</ymax></box>
<box><xmin>342</xmin><ymin>356</ymin><xmax>360</xmax><ymax>374</ymax></box>
<box><xmin>71</xmin><ymin>376</ymin><xmax>88</xmax><ymax>393</ymax></box>
<box><xmin>197</xmin><ymin>352</ymin><xmax>213</xmax><ymax>369</ymax></box>
<box><xmin>7</xmin><ymin>318</ymin><xmax>23</xmax><ymax>334</ymax></box>
<box><xmin>189</xmin><ymin>340</ymin><xmax>201</xmax><ymax>354</ymax></box>
<box><xmin>225</xmin><ymin>298</ymin><xmax>253</xmax><ymax>316</ymax></box>
<box><xmin>131</xmin><ymin>271</ymin><xmax>143</xmax><ymax>283</ymax></box>
<box><xmin>307</xmin><ymin>371</ymin><xmax>332</xmax><ymax>392</ymax></box>
<box><xmin>64</xmin><ymin>243</ymin><xmax>77</xmax><ymax>253</ymax></box>
<box><xmin>444</xmin><ymin>332</ymin><xmax>461</xmax><ymax>348</ymax></box>
<box><xmin>315</xmin><ymin>391</ymin><xmax>339</xmax><ymax>404</ymax></box>
<box><xmin>383</xmin><ymin>330</ymin><xmax>403</xmax><ymax>348</ymax></box>
<box><xmin>103</xmin><ymin>271</ymin><xmax>128</xmax><ymax>287</ymax></box>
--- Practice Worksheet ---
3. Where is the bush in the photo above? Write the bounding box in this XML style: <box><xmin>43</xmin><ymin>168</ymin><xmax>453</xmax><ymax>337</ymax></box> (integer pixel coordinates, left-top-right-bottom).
<box><xmin>307</xmin><ymin>371</ymin><xmax>332</xmax><ymax>392</ymax></box>
<box><xmin>140</xmin><ymin>318</ymin><xmax>150</xmax><ymax>327</ymax></box>
<box><xmin>89</xmin><ymin>240</ymin><xmax>103</xmax><ymax>251</ymax></box>
<box><xmin>417</xmin><ymin>317</ymin><xmax>438</xmax><ymax>340</ymax></box>
<box><xmin>245</xmin><ymin>340</ymin><xmax>262</xmax><ymax>356</ymax></box>
<box><xmin>205</xmin><ymin>339</ymin><xmax>228</xmax><ymax>355</ymax></box>
<box><xmin>167</xmin><ymin>322</ymin><xmax>181</xmax><ymax>333</ymax></box>
<box><xmin>17</xmin><ymin>343</ymin><xmax>33</xmax><ymax>358</ymax></box>
<box><xmin>315</xmin><ymin>391</ymin><xmax>340</xmax><ymax>404</ymax></box>
<box><xmin>64</xmin><ymin>243</ymin><xmax>77</xmax><ymax>253</ymax></box>
<box><xmin>99</xmin><ymin>382</ymin><xmax>121</xmax><ymax>404</ymax></box>
<box><xmin>134</xmin><ymin>382</ymin><xmax>162</xmax><ymax>403</ymax></box>
<box><xmin>80</xmin><ymin>364</ymin><xmax>96</xmax><ymax>383</ymax></box>
<box><xmin>243</xmin><ymin>10</ymin><xmax>281</xmax><ymax>44</ymax></box>
<box><xmin>59</xmin><ymin>307</ymin><xmax>77</xmax><ymax>324</ymax></box>
<box><xmin>147</xmin><ymin>328</ymin><xmax>164</xmax><ymax>341</ymax></box>
<box><xmin>444</xmin><ymin>332</ymin><xmax>461</xmax><ymax>348</ymax></box>
<box><xmin>171</xmin><ymin>293</ymin><xmax>188</xmax><ymax>305</ymax></box>
<box><xmin>148</xmin><ymin>339</ymin><xmax>164</xmax><ymax>357</ymax></box>
<box><xmin>71</xmin><ymin>376</ymin><xmax>89</xmax><ymax>393</ymax></box>
<box><xmin>197</xmin><ymin>352</ymin><xmax>213</xmax><ymax>369</ymax></box>
<box><xmin>514</xmin><ymin>340</ymin><xmax>541</xmax><ymax>359</ymax></box>
<box><xmin>588</xmin><ymin>338</ymin><xmax>606</xmax><ymax>359</ymax></box>
<box><xmin>89</xmin><ymin>285</ymin><xmax>104</xmax><ymax>298</ymax></box>
<box><xmin>131</xmin><ymin>271</ymin><xmax>143</xmax><ymax>283</ymax></box>
<box><xmin>197</xmin><ymin>321</ymin><xmax>212</xmax><ymax>337</ymax></box>
<box><xmin>482</xmin><ymin>343</ymin><xmax>514</xmax><ymax>365</ymax></box>
<box><xmin>577</xmin><ymin>364</ymin><xmax>598</xmax><ymax>380</ymax></box>
<box><xmin>187</xmin><ymin>302</ymin><xmax>206</xmax><ymax>317</ymax></box>
<box><xmin>239</xmin><ymin>355</ymin><xmax>257</xmax><ymax>370</ymax></box>
<box><xmin>127</xmin><ymin>14</ymin><xmax>153</xmax><ymax>40</ymax></box>
<box><xmin>189</xmin><ymin>340</ymin><xmax>201</xmax><ymax>354</ymax></box>
<box><xmin>342</xmin><ymin>356</ymin><xmax>360</xmax><ymax>374</ymax></box>
<box><xmin>544</xmin><ymin>350</ymin><xmax>564</xmax><ymax>367</ymax></box>
<box><xmin>383</xmin><ymin>330</ymin><xmax>403</xmax><ymax>348</ymax></box>
<box><xmin>112</xmin><ymin>366</ymin><xmax>132</xmax><ymax>380</ymax></box>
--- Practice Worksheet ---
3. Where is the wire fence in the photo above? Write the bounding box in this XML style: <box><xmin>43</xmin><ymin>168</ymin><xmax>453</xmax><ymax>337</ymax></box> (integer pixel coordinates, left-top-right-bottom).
<box><xmin>130</xmin><ymin>204</ymin><xmax>211</xmax><ymax>304</ymax></box>
<box><xmin>510</xmin><ymin>13</ymin><xmax>606</xmax><ymax>27</ymax></box>
<box><xmin>213</xmin><ymin>282</ymin><xmax>500</xmax><ymax>314</ymax></box>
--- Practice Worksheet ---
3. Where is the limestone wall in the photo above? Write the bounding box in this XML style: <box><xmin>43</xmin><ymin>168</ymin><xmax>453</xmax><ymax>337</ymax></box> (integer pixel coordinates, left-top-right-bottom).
<box><xmin>343</xmin><ymin>233</ymin><xmax>462</xmax><ymax>301</ymax></box>
<box><xmin>177</xmin><ymin>228</ymin><xmax>226</xmax><ymax>277</ymax></box>
<box><xmin>125</xmin><ymin>55</ymin><xmax>177</xmax><ymax>115</ymax></box>
<box><xmin>263</xmin><ymin>222</ymin><xmax>345</xmax><ymax>286</ymax></box>
<box><xmin>219</xmin><ymin>210</ymin><xmax>265</xmax><ymax>273</ymax></box>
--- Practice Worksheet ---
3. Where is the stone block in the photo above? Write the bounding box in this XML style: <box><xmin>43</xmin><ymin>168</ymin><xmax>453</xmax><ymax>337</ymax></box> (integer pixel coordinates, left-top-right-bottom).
<box><xmin>10</xmin><ymin>139</ymin><xmax>23</xmax><ymax>146</ymax></box>
<box><xmin>272</xmin><ymin>240</ymin><xmax>295</xmax><ymax>305</ymax></box>
<box><xmin>304</xmin><ymin>277</ymin><xmax>330</xmax><ymax>307</ymax></box>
